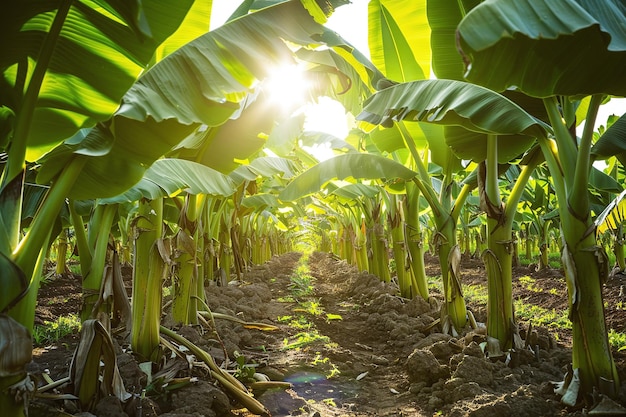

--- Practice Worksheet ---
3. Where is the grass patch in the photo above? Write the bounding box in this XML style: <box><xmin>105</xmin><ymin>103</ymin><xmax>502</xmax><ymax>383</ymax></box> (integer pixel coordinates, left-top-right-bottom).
<box><xmin>514</xmin><ymin>301</ymin><xmax>571</xmax><ymax>329</ymax></box>
<box><xmin>462</xmin><ymin>283</ymin><xmax>488</xmax><ymax>305</ymax></box>
<box><xmin>609</xmin><ymin>329</ymin><xmax>626</xmax><ymax>352</ymax></box>
<box><xmin>462</xmin><ymin>281</ymin><xmax>571</xmax><ymax>330</ymax></box>
<box><xmin>282</xmin><ymin>331</ymin><xmax>330</xmax><ymax>350</ymax></box>
<box><xmin>518</xmin><ymin>275</ymin><xmax>543</xmax><ymax>293</ymax></box>
<box><xmin>33</xmin><ymin>314</ymin><xmax>81</xmax><ymax>345</ymax></box>
<box><xmin>427</xmin><ymin>275</ymin><xmax>442</xmax><ymax>293</ymax></box>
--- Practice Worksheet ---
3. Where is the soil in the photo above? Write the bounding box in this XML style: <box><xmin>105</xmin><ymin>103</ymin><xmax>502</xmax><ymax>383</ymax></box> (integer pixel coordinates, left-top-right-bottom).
<box><xmin>28</xmin><ymin>251</ymin><xmax>626</xmax><ymax>417</ymax></box>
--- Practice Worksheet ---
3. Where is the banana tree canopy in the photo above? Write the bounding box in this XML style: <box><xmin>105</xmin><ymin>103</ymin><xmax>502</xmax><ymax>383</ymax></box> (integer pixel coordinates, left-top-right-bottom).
<box><xmin>457</xmin><ymin>0</ymin><xmax>626</xmax><ymax>97</ymax></box>
<box><xmin>37</xmin><ymin>1</ymin><xmax>361</xmax><ymax>200</ymax></box>
<box><xmin>0</xmin><ymin>0</ymin><xmax>195</xmax><ymax>159</ymax></box>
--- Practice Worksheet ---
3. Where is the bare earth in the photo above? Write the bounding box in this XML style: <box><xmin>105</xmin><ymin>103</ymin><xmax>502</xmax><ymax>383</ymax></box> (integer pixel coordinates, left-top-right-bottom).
<box><xmin>29</xmin><ymin>251</ymin><xmax>626</xmax><ymax>416</ymax></box>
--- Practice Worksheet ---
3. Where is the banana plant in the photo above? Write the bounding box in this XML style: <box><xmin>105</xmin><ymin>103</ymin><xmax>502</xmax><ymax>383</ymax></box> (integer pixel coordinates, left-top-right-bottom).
<box><xmin>365</xmin><ymin>0</ymin><xmax>482</xmax><ymax>329</ymax></box>
<box><xmin>457</xmin><ymin>0</ymin><xmax>626</xmax><ymax>403</ymax></box>
<box><xmin>101</xmin><ymin>157</ymin><xmax>238</xmax><ymax>358</ymax></box>
<box><xmin>590</xmin><ymin>121</ymin><xmax>626</xmax><ymax>273</ymax></box>
<box><xmin>0</xmin><ymin>2</ymin><xmax>199</xmax><ymax>414</ymax></box>
<box><xmin>478</xmin><ymin>144</ymin><xmax>544</xmax><ymax>350</ymax></box>
<box><xmin>519</xmin><ymin>173</ymin><xmax>560</xmax><ymax>270</ymax></box>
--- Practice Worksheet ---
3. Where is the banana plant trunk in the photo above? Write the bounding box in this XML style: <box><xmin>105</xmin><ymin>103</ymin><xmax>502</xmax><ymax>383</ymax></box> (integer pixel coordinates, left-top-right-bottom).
<box><xmin>538</xmin><ymin>221</ymin><xmax>550</xmax><ymax>270</ymax></box>
<box><xmin>613</xmin><ymin>224</ymin><xmax>626</xmax><ymax>272</ymax></box>
<box><xmin>131</xmin><ymin>198</ymin><xmax>164</xmax><ymax>362</ymax></box>
<box><xmin>172</xmin><ymin>194</ymin><xmax>201</xmax><ymax>325</ymax></box>
<box><xmin>480</xmin><ymin>138</ymin><xmax>541</xmax><ymax>350</ymax></box>
<box><xmin>562</xmin><ymin>220</ymin><xmax>619</xmax><ymax>399</ymax></box>
<box><xmin>81</xmin><ymin>203</ymin><xmax>117</xmax><ymax>321</ymax></box>
<box><xmin>55</xmin><ymin>228</ymin><xmax>69</xmax><ymax>275</ymax></box>
<box><xmin>389</xmin><ymin>203</ymin><xmax>410</xmax><ymax>297</ymax></box>
<box><xmin>405</xmin><ymin>183</ymin><xmax>429</xmax><ymax>300</ymax></box>
<box><xmin>523</xmin><ymin>224</ymin><xmax>533</xmax><ymax>262</ymax></box>
<box><xmin>539</xmin><ymin>96</ymin><xmax>619</xmax><ymax>401</ymax></box>
<box><xmin>434</xmin><ymin>217</ymin><xmax>467</xmax><ymax>334</ymax></box>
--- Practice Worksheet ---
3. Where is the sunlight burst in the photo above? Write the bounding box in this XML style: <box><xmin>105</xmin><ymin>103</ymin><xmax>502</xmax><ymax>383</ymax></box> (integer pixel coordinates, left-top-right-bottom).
<box><xmin>262</xmin><ymin>64</ymin><xmax>309</xmax><ymax>113</ymax></box>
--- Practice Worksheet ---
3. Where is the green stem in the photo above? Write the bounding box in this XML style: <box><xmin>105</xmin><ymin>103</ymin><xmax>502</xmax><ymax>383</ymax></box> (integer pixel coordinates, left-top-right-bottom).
<box><xmin>450</xmin><ymin>183</ymin><xmax>472</xmax><ymax>223</ymax></box>
<box><xmin>398</xmin><ymin>121</ymin><xmax>430</xmax><ymax>182</ymax></box>
<box><xmin>14</xmin><ymin>156</ymin><xmax>87</xmax><ymax>280</ymax></box>
<box><xmin>1</xmin><ymin>0</ymin><xmax>72</xmax><ymax>188</ymax></box>
<box><xmin>543</xmin><ymin>97</ymin><xmax>576</xmax><ymax>187</ymax></box>
<box><xmin>569</xmin><ymin>94</ymin><xmax>603</xmax><ymax>217</ymax></box>
<box><xmin>563</xmin><ymin>227</ymin><xmax>620</xmax><ymax>399</ymax></box>
<box><xmin>485</xmin><ymin>135</ymin><xmax>501</xmax><ymax>204</ymax></box>
<box><xmin>172</xmin><ymin>195</ymin><xmax>200</xmax><ymax>325</ymax></box>
<box><xmin>69</xmin><ymin>200</ymin><xmax>92</xmax><ymax>277</ymax></box>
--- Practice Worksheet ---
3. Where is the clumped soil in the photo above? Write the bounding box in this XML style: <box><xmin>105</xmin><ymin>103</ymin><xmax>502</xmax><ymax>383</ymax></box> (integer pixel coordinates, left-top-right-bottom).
<box><xmin>29</xmin><ymin>251</ymin><xmax>626</xmax><ymax>416</ymax></box>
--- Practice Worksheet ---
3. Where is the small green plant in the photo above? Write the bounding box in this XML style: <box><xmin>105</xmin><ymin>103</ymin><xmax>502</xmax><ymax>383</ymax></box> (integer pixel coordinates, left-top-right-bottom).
<box><xmin>282</xmin><ymin>331</ymin><xmax>330</xmax><ymax>350</ymax></box>
<box><xmin>311</xmin><ymin>352</ymin><xmax>341</xmax><ymax>378</ymax></box>
<box><xmin>162</xmin><ymin>286</ymin><xmax>171</xmax><ymax>298</ymax></box>
<box><xmin>233</xmin><ymin>351</ymin><xmax>258</xmax><ymax>382</ymax></box>
<box><xmin>322</xmin><ymin>398</ymin><xmax>337</xmax><ymax>407</ymax></box>
<box><xmin>289</xmin><ymin>263</ymin><xmax>315</xmax><ymax>298</ymax></box>
<box><xmin>427</xmin><ymin>275</ymin><xmax>442</xmax><ymax>292</ymax></box>
<box><xmin>287</xmin><ymin>315</ymin><xmax>313</xmax><ymax>330</ymax></box>
<box><xmin>325</xmin><ymin>313</ymin><xmax>342</xmax><ymax>322</ymax></box>
<box><xmin>608</xmin><ymin>329</ymin><xmax>626</xmax><ymax>352</ymax></box>
<box><xmin>297</xmin><ymin>299</ymin><xmax>325</xmax><ymax>316</ymax></box>
<box><xmin>69</xmin><ymin>263</ymin><xmax>82</xmax><ymax>276</ymax></box>
<box><xmin>518</xmin><ymin>275</ymin><xmax>543</xmax><ymax>293</ymax></box>
<box><xmin>548</xmin><ymin>253</ymin><xmax>562</xmax><ymax>269</ymax></box>
<box><xmin>33</xmin><ymin>314</ymin><xmax>82</xmax><ymax>345</ymax></box>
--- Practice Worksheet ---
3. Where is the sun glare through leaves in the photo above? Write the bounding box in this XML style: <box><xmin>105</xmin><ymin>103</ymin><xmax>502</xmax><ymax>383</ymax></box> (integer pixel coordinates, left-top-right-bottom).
<box><xmin>262</xmin><ymin>64</ymin><xmax>310</xmax><ymax>114</ymax></box>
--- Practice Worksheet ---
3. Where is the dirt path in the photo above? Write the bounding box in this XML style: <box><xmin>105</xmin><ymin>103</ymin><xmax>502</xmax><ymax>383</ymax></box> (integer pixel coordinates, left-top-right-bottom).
<box><xmin>30</xmin><ymin>251</ymin><xmax>626</xmax><ymax>417</ymax></box>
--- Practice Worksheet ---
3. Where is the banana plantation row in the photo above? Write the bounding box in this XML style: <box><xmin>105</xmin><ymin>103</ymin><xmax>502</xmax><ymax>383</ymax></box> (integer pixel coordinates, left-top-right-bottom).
<box><xmin>1</xmin><ymin>0</ymin><xmax>626</xmax><ymax>416</ymax></box>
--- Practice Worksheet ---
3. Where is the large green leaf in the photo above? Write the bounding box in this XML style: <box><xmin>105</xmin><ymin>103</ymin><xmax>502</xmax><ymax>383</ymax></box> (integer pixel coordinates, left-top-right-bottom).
<box><xmin>427</xmin><ymin>0</ymin><xmax>480</xmax><ymax>80</ymax></box>
<box><xmin>279</xmin><ymin>153</ymin><xmax>416</xmax><ymax>201</ymax></box>
<box><xmin>154</xmin><ymin>1</ymin><xmax>213</xmax><ymax>60</ymax></box>
<box><xmin>1</xmin><ymin>0</ymin><xmax>195</xmax><ymax>160</ymax></box>
<box><xmin>38</xmin><ymin>1</ymin><xmax>341</xmax><ymax>199</ymax></box>
<box><xmin>457</xmin><ymin>0</ymin><xmax>626</xmax><ymax>97</ymax></box>
<box><xmin>591</xmin><ymin>113</ymin><xmax>626</xmax><ymax>166</ymax></box>
<box><xmin>99</xmin><ymin>159</ymin><xmax>236</xmax><ymax>204</ymax></box>
<box><xmin>595</xmin><ymin>189</ymin><xmax>626</xmax><ymax>234</ymax></box>
<box><xmin>444</xmin><ymin>126</ymin><xmax>534</xmax><ymax>164</ymax></box>
<box><xmin>242</xmin><ymin>193</ymin><xmax>283</xmax><ymax>210</ymax></box>
<box><xmin>330</xmin><ymin>183</ymin><xmax>381</xmax><ymax>200</ymax></box>
<box><xmin>229</xmin><ymin>157</ymin><xmax>300</xmax><ymax>185</ymax></box>
<box><xmin>368</xmin><ymin>0</ymin><xmax>428</xmax><ymax>82</ymax></box>
<box><xmin>357</xmin><ymin>79</ymin><xmax>549</xmax><ymax>162</ymax></box>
